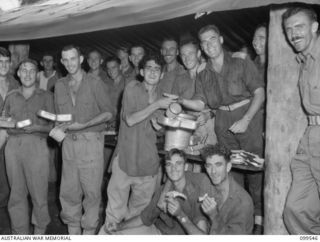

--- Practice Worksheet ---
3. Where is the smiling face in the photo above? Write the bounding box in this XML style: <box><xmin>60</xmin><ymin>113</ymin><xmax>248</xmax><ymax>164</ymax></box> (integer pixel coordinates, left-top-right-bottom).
<box><xmin>87</xmin><ymin>51</ymin><xmax>102</xmax><ymax>71</ymax></box>
<box><xmin>199</xmin><ymin>29</ymin><xmax>224</xmax><ymax>59</ymax></box>
<box><xmin>61</xmin><ymin>48</ymin><xmax>83</xmax><ymax>75</ymax></box>
<box><xmin>252</xmin><ymin>26</ymin><xmax>267</xmax><ymax>56</ymax></box>
<box><xmin>140</xmin><ymin>60</ymin><xmax>162</xmax><ymax>86</ymax></box>
<box><xmin>18</xmin><ymin>62</ymin><xmax>37</xmax><ymax>88</ymax></box>
<box><xmin>106</xmin><ymin>60</ymin><xmax>121</xmax><ymax>80</ymax></box>
<box><xmin>165</xmin><ymin>153</ymin><xmax>186</xmax><ymax>182</ymax></box>
<box><xmin>284</xmin><ymin>11</ymin><xmax>318</xmax><ymax>54</ymax></box>
<box><xmin>205</xmin><ymin>154</ymin><xmax>231</xmax><ymax>186</ymax></box>
<box><xmin>180</xmin><ymin>43</ymin><xmax>200</xmax><ymax>70</ymax></box>
<box><xmin>161</xmin><ymin>40</ymin><xmax>179</xmax><ymax>65</ymax></box>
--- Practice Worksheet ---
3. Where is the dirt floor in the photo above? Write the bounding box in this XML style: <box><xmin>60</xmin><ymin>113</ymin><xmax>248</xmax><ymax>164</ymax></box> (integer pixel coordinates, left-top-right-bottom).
<box><xmin>0</xmin><ymin>182</ymin><xmax>68</xmax><ymax>235</ymax></box>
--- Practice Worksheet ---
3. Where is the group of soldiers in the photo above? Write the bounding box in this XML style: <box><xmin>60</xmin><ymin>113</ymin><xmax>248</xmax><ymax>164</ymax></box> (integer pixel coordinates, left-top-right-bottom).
<box><xmin>0</xmin><ymin>3</ymin><xmax>319</xmax><ymax>235</ymax></box>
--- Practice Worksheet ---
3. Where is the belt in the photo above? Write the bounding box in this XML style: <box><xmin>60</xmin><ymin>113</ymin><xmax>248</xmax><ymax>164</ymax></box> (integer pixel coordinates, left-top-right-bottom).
<box><xmin>308</xmin><ymin>115</ymin><xmax>320</xmax><ymax>125</ymax></box>
<box><xmin>67</xmin><ymin>132</ymin><xmax>101</xmax><ymax>141</ymax></box>
<box><xmin>218</xmin><ymin>99</ymin><xmax>250</xmax><ymax>112</ymax></box>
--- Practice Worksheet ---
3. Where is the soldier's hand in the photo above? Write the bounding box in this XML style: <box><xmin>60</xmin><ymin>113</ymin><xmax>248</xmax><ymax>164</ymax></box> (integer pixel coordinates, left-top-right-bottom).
<box><xmin>201</xmin><ymin>196</ymin><xmax>217</xmax><ymax>217</ymax></box>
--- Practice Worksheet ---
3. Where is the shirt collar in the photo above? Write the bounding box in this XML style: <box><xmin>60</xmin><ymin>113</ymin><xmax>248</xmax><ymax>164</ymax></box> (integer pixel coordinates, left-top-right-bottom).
<box><xmin>296</xmin><ymin>35</ymin><xmax>320</xmax><ymax>64</ymax></box>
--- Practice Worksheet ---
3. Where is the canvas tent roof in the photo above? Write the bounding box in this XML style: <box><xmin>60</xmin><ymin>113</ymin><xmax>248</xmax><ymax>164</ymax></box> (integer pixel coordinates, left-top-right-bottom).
<box><xmin>0</xmin><ymin>0</ymin><xmax>319</xmax><ymax>60</ymax></box>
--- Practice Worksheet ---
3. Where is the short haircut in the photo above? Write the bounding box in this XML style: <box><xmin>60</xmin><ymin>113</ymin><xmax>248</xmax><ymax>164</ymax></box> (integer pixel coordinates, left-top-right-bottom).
<box><xmin>19</xmin><ymin>58</ymin><xmax>38</xmax><ymax>71</ymax></box>
<box><xmin>0</xmin><ymin>47</ymin><xmax>11</xmax><ymax>59</ymax></box>
<box><xmin>61</xmin><ymin>45</ymin><xmax>82</xmax><ymax>56</ymax></box>
<box><xmin>105</xmin><ymin>56</ymin><xmax>121</xmax><ymax>66</ymax></box>
<box><xmin>282</xmin><ymin>4</ymin><xmax>318</xmax><ymax>23</ymax></box>
<box><xmin>179</xmin><ymin>38</ymin><xmax>200</xmax><ymax>51</ymax></box>
<box><xmin>87</xmin><ymin>48</ymin><xmax>102</xmax><ymax>59</ymax></box>
<box><xmin>130</xmin><ymin>44</ymin><xmax>145</xmax><ymax>55</ymax></box>
<box><xmin>117</xmin><ymin>46</ymin><xmax>130</xmax><ymax>55</ymax></box>
<box><xmin>161</xmin><ymin>37</ymin><xmax>179</xmax><ymax>46</ymax></box>
<box><xmin>164</xmin><ymin>148</ymin><xmax>186</xmax><ymax>163</ymax></box>
<box><xmin>198</xmin><ymin>24</ymin><xmax>221</xmax><ymax>39</ymax></box>
<box><xmin>200</xmin><ymin>144</ymin><xmax>231</xmax><ymax>163</ymax></box>
<box><xmin>254</xmin><ymin>23</ymin><xmax>268</xmax><ymax>32</ymax></box>
<box><xmin>139</xmin><ymin>52</ymin><xmax>164</xmax><ymax>70</ymax></box>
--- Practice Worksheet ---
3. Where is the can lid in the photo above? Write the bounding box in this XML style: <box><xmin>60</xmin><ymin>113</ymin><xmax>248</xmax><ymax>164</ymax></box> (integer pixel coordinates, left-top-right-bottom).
<box><xmin>169</xmin><ymin>103</ymin><xmax>182</xmax><ymax>115</ymax></box>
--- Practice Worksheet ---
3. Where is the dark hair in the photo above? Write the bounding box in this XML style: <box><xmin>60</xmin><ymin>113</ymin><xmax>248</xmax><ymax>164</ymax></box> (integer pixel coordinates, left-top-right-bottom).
<box><xmin>0</xmin><ymin>47</ymin><xmax>11</xmax><ymax>59</ymax></box>
<box><xmin>117</xmin><ymin>46</ymin><xmax>130</xmax><ymax>55</ymax></box>
<box><xmin>61</xmin><ymin>45</ymin><xmax>82</xmax><ymax>56</ymax></box>
<box><xmin>18</xmin><ymin>58</ymin><xmax>38</xmax><ymax>71</ymax></box>
<box><xmin>198</xmin><ymin>24</ymin><xmax>221</xmax><ymax>39</ymax></box>
<box><xmin>87</xmin><ymin>48</ymin><xmax>103</xmax><ymax>59</ymax></box>
<box><xmin>161</xmin><ymin>37</ymin><xmax>179</xmax><ymax>47</ymax></box>
<box><xmin>130</xmin><ymin>44</ymin><xmax>145</xmax><ymax>55</ymax></box>
<box><xmin>179</xmin><ymin>38</ymin><xmax>200</xmax><ymax>51</ymax></box>
<box><xmin>282</xmin><ymin>5</ymin><xmax>317</xmax><ymax>23</ymax></box>
<box><xmin>200</xmin><ymin>144</ymin><xmax>231</xmax><ymax>163</ymax></box>
<box><xmin>164</xmin><ymin>148</ymin><xmax>186</xmax><ymax>163</ymax></box>
<box><xmin>105</xmin><ymin>56</ymin><xmax>121</xmax><ymax>66</ymax></box>
<box><xmin>139</xmin><ymin>52</ymin><xmax>164</xmax><ymax>70</ymax></box>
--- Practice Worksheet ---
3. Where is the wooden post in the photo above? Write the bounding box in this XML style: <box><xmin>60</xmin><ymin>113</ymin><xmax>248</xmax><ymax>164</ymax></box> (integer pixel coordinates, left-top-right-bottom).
<box><xmin>264</xmin><ymin>7</ymin><xmax>307</xmax><ymax>234</ymax></box>
<box><xmin>8</xmin><ymin>43</ymin><xmax>30</xmax><ymax>75</ymax></box>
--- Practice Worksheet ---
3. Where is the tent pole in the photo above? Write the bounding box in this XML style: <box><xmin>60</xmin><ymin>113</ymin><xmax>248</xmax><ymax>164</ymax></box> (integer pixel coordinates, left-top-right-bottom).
<box><xmin>264</xmin><ymin>6</ymin><xmax>307</xmax><ymax>234</ymax></box>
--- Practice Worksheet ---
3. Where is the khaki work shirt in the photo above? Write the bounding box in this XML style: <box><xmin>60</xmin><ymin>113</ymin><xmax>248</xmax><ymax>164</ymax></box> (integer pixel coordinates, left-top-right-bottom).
<box><xmin>115</xmin><ymin>80</ymin><xmax>162</xmax><ymax>177</ymax></box>
<box><xmin>54</xmin><ymin>71</ymin><xmax>113</xmax><ymax>133</ymax></box>
<box><xmin>296</xmin><ymin>36</ymin><xmax>320</xmax><ymax>116</ymax></box>
<box><xmin>4</xmin><ymin>88</ymin><xmax>54</xmax><ymax>136</ymax></box>
<box><xmin>193</xmin><ymin>51</ymin><xmax>264</xmax><ymax>108</ymax></box>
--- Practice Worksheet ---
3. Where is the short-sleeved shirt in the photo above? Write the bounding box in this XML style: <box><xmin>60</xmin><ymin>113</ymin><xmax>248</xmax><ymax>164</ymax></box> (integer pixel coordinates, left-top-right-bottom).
<box><xmin>115</xmin><ymin>80</ymin><xmax>162</xmax><ymax>177</ymax></box>
<box><xmin>54</xmin><ymin>70</ymin><xmax>113</xmax><ymax>133</ymax></box>
<box><xmin>171</xmin><ymin>71</ymin><xmax>195</xmax><ymax>99</ymax></box>
<box><xmin>88</xmin><ymin>69</ymin><xmax>109</xmax><ymax>84</ymax></box>
<box><xmin>141</xmin><ymin>172</ymin><xmax>207</xmax><ymax>235</ymax></box>
<box><xmin>159</xmin><ymin>63</ymin><xmax>186</xmax><ymax>94</ymax></box>
<box><xmin>0</xmin><ymin>75</ymin><xmax>20</xmax><ymax>112</ymax></box>
<box><xmin>193</xmin><ymin>51</ymin><xmax>264</xmax><ymax>108</ymax></box>
<box><xmin>199</xmin><ymin>174</ymin><xmax>254</xmax><ymax>234</ymax></box>
<box><xmin>104</xmin><ymin>75</ymin><xmax>129</xmax><ymax>129</ymax></box>
<box><xmin>296</xmin><ymin>35</ymin><xmax>320</xmax><ymax>116</ymax></box>
<box><xmin>4</xmin><ymin>88</ymin><xmax>54</xmax><ymax>136</ymax></box>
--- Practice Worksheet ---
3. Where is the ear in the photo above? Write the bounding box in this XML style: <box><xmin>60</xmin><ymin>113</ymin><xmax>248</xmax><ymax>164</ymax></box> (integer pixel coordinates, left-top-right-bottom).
<box><xmin>140</xmin><ymin>68</ymin><xmax>144</xmax><ymax>77</ymax></box>
<box><xmin>219</xmin><ymin>36</ymin><xmax>224</xmax><ymax>45</ymax></box>
<box><xmin>40</xmin><ymin>61</ymin><xmax>44</xmax><ymax>67</ymax></box>
<box><xmin>160</xmin><ymin>72</ymin><xmax>164</xmax><ymax>79</ymax></box>
<box><xmin>129</xmin><ymin>55</ymin><xmax>133</xmax><ymax>62</ymax></box>
<box><xmin>17</xmin><ymin>69</ymin><xmax>21</xmax><ymax>78</ymax></box>
<box><xmin>226</xmin><ymin>161</ymin><xmax>232</xmax><ymax>173</ymax></box>
<box><xmin>80</xmin><ymin>55</ymin><xmax>84</xmax><ymax>64</ymax></box>
<box><xmin>60</xmin><ymin>59</ymin><xmax>64</xmax><ymax>65</ymax></box>
<box><xmin>100</xmin><ymin>59</ymin><xmax>104</xmax><ymax>65</ymax></box>
<box><xmin>312</xmin><ymin>21</ymin><xmax>319</xmax><ymax>34</ymax></box>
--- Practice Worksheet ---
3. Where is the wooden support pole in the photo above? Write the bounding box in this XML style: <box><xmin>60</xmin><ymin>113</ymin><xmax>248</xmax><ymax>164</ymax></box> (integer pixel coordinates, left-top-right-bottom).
<box><xmin>264</xmin><ymin>7</ymin><xmax>307</xmax><ymax>234</ymax></box>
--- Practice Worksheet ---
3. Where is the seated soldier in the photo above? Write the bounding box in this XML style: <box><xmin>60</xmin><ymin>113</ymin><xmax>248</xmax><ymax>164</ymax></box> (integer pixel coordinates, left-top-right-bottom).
<box><xmin>112</xmin><ymin>149</ymin><xmax>207</xmax><ymax>235</ymax></box>
<box><xmin>168</xmin><ymin>144</ymin><xmax>254</xmax><ymax>234</ymax></box>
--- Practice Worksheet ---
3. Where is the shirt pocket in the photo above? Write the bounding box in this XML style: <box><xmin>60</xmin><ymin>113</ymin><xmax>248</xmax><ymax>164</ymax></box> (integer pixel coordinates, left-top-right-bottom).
<box><xmin>309</xmin><ymin>81</ymin><xmax>320</xmax><ymax>106</ymax></box>
<box><xmin>56</xmin><ymin>97</ymin><xmax>69</xmax><ymax>113</ymax></box>
<box><xmin>227</xmin><ymin>69</ymin><xmax>244</xmax><ymax>96</ymax></box>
